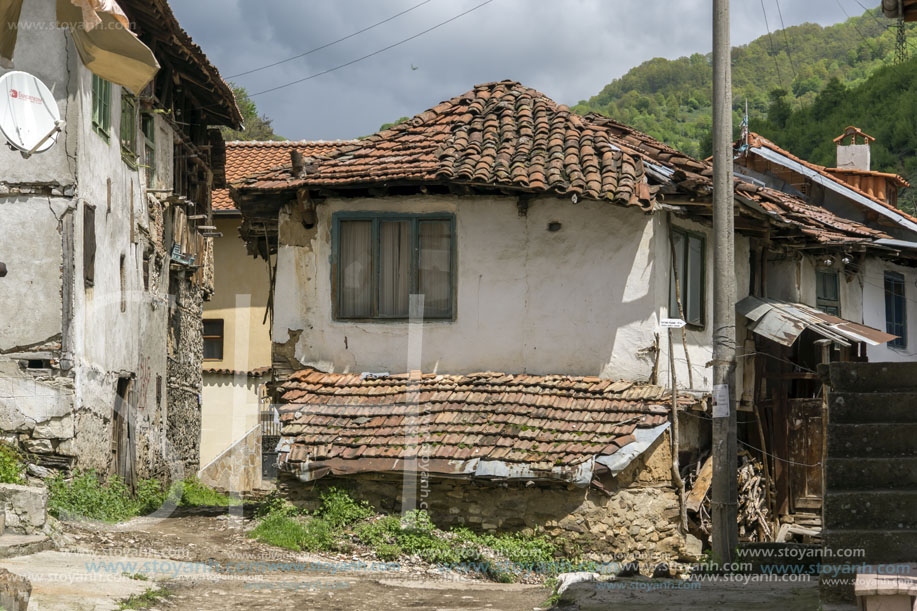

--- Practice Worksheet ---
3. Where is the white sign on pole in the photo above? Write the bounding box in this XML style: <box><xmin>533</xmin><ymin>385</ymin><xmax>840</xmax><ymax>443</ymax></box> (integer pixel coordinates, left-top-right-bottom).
<box><xmin>712</xmin><ymin>384</ymin><xmax>730</xmax><ymax>418</ymax></box>
<box><xmin>660</xmin><ymin>318</ymin><xmax>687</xmax><ymax>329</ymax></box>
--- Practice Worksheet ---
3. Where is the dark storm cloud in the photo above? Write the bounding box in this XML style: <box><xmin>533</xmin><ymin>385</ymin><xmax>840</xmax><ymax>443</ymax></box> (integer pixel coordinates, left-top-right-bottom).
<box><xmin>169</xmin><ymin>0</ymin><xmax>867</xmax><ymax>140</ymax></box>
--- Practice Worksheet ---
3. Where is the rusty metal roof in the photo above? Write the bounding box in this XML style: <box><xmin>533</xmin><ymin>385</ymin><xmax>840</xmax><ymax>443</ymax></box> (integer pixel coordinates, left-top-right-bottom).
<box><xmin>737</xmin><ymin>296</ymin><xmax>897</xmax><ymax>347</ymax></box>
<box><xmin>275</xmin><ymin>368</ymin><xmax>699</xmax><ymax>485</ymax></box>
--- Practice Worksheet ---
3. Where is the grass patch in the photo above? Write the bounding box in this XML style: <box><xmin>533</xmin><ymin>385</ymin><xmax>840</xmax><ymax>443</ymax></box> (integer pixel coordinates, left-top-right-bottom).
<box><xmin>176</xmin><ymin>479</ymin><xmax>241</xmax><ymax>507</ymax></box>
<box><xmin>248</xmin><ymin>512</ymin><xmax>335</xmax><ymax>552</ymax></box>
<box><xmin>247</xmin><ymin>488</ymin><xmax>559</xmax><ymax>583</ymax></box>
<box><xmin>49</xmin><ymin>471</ymin><xmax>239</xmax><ymax>523</ymax></box>
<box><xmin>117</xmin><ymin>587</ymin><xmax>170</xmax><ymax>610</ymax></box>
<box><xmin>0</xmin><ymin>442</ymin><xmax>24</xmax><ymax>484</ymax></box>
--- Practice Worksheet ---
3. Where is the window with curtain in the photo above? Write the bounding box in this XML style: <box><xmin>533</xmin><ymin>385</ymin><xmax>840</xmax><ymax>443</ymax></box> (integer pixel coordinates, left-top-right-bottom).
<box><xmin>816</xmin><ymin>270</ymin><xmax>841</xmax><ymax>316</ymax></box>
<box><xmin>669</xmin><ymin>227</ymin><xmax>705</xmax><ymax>327</ymax></box>
<box><xmin>885</xmin><ymin>271</ymin><xmax>907</xmax><ymax>349</ymax></box>
<box><xmin>335</xmin><ymin>214</ymin><xmax>454</xmax><ymax>320</ymax></box>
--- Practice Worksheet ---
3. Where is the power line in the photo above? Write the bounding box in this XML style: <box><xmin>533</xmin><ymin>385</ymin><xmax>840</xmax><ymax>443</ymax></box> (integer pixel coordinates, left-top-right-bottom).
<box><xmin>247</xmin><ymin>0</ymin><xmax>497</xmax><ymax>98</ymax></box>
<box><xmin>773</xmin><ymin>0</ymin><xmax>798</xmax><ymax>80</ymax></box>
<box><xmin>226</xmin><ymin>0</ymin><xmax>436</xmax><ymax>79</ymax></box>
<box><xmin>760</xmin><ymin>0</ymin><xmax>785</xmax><ymax>89</ymax></box>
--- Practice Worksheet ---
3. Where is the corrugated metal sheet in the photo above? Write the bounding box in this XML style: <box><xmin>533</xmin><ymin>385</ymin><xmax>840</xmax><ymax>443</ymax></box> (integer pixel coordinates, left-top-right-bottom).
<box><xmin>737</xmin><ymin>296</ymin><xmax>897</xmax><ymax>347</ymax></box>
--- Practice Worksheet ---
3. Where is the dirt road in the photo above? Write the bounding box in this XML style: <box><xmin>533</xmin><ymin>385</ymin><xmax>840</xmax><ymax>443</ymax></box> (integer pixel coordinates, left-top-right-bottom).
<box><xmin>24</xmin><ymin>508</ymin><xmax>550</xmax><ymax>611</ymax></box>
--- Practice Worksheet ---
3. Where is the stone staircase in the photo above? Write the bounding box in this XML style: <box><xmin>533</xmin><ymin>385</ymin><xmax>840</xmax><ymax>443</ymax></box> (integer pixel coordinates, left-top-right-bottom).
<box><xmin>821</xmin><ymin>362</ymin><xmax>917</xmax><ymax>603</ymax></box>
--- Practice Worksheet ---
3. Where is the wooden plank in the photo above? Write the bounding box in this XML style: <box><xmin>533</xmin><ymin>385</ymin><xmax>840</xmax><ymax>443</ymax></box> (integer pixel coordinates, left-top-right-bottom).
<box><xmin>686</xmin><ymin>456</ymin><xmax>713</xmax><ymax>512</ymax></box>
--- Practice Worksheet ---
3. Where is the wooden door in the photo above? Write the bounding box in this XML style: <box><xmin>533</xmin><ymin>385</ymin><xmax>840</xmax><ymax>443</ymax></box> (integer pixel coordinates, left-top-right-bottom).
<box><xmin>787</xmin><ymin>398</ymin><xmax>823</xmax><ymax>511</ymax></box>
<box><xmin>111</xmin><ymin>378</ymin><xmax>136</xmax><ymax>490</ymax></box>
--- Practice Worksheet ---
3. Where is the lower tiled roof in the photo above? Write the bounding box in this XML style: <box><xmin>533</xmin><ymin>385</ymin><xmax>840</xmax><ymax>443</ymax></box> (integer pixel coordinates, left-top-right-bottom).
<box><xmin>277</xmin><ymin>368</ymin><xmax>694</xmax><ymax>484</ymax></box>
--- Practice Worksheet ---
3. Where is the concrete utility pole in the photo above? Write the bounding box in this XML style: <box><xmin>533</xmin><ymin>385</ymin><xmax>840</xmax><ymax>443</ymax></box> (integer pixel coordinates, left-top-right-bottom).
<box><xmin>711</xmin><ymin>0</ymin><xmax>739</xmax><ymax>565</ymax></box>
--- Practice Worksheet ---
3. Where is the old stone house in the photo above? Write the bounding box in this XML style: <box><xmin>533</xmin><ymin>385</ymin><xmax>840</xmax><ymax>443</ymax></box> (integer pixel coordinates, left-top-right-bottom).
<box><xmin>0</xmin><ymin>0</ymin><xmax>240</xmax><ymax>485</ymax></box>
<box><xmin>229</xmin><ymin>81</ymin><xmax>905</xmax><ymax>556</ymax></box>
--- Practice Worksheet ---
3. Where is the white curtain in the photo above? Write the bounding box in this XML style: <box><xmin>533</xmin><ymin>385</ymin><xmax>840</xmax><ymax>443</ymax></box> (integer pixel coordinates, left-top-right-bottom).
<box><xmin>379</xmin><ymin>221</ymin><xmax>409</xmax><ymax>317</ymax></box>
<box><xmin>340</xmin><ymin>221</ymin><xmax>372</xmax><ymax>318</ymax></box>
<box><xmin>418</xmin><ymin>221</ymin><xmax>451</xmax><ymax>318</ymax></box>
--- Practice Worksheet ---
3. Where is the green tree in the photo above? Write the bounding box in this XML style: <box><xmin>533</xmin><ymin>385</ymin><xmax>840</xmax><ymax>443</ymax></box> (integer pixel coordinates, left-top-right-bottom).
<box><xmin>220</xmin><ymin>84</ymin><xmax>286</xmax><ymax>142</ymax></box>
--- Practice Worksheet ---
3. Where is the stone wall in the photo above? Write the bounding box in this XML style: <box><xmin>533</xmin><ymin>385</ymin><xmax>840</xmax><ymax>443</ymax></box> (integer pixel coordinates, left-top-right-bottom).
<box><xmin>0</xmin><ymin>484</ymin><xmax>47</xmax><ymax>535</ymax></box>
<box><xmin>280</xmin><ymin>434</ymin><xmax>686</xmax><ymax>561</ymax></box>
<box><xmin>198</xmin><ymin>425</ymin><xmax>262</xmax><ymax>493</ymax></box>
<box><xmin>166</xmin><ymin>273</ymin><xmax>204</xmax><ymax>477</ymax></box>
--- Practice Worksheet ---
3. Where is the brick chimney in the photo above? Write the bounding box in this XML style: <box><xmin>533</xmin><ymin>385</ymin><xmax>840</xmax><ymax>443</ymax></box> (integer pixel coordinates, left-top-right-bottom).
<box><xmin>834</xmin><ymin>126</ymin><xmax>874</xmax><ymax>171</ymax></box>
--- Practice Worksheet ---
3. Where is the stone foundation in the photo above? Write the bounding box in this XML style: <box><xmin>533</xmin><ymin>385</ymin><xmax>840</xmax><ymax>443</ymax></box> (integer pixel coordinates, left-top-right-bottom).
<box><xmin>198</xmin><ymin>425</ymin><xmax>262</xmax><ymax>492</ymax></box>
<box><xmin>280</xmin><ymin>434</ymin><xmax>686</xmax><ymax>561</ymax></box>
<box><xmin>0</xmin><ymin>484</ymin><xmax>47</xmax><ymax>535</ymax></box>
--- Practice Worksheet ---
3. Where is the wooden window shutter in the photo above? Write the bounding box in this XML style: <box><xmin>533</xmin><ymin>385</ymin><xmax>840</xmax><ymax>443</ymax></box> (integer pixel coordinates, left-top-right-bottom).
<box><xmin>83</xmin><ymin>204</ymin><xmax>96</xmax><ymax>288</ymax></box>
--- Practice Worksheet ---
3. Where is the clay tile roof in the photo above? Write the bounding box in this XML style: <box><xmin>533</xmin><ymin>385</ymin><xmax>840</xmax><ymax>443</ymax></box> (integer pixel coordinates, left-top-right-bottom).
<box><xmin>202</xmin><ymin>366</ymin><xmax>271</xmax><ymax>378</ymax></box>
<box><xmin>238</xmin><ymin>81</ymin><xmax>655</xmax><ymax>208</ymax></box>
<box><xmin>213</xmin><ymin>140</ymin><xmax>359</xmax><ymax>211</ymax></box>
<box><xmin>745</xmin><ymin>132</ymin><xmax>917</xmax><ymax>227</ymax></box>
<box><xmin>588</xmin><ymin>118</ymin><xmax>890</xmax><ymax>245</ymax></box>
<box><xmin>275</xmin><ymin>368</ymin><xmax>697</xmax><ymax>484</ymax></box>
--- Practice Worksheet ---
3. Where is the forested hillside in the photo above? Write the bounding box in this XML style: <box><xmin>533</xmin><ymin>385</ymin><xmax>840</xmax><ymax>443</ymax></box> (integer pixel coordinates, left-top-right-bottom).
<box><xmin>573</xmin><ymin>8</ymin><xmax>913</xmax><ymax>158</ymax></box>
<box><xmin>756</xmin><ymin>60</ymin><xmax>917</xmax><ymax>213</ymax></box>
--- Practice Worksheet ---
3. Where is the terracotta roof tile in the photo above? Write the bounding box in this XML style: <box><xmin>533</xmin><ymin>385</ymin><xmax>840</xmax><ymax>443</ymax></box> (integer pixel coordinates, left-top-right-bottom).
<box><xmin>213</xmin><ymin>140</ymin><xmax>359</xmax><ymax>211</ymax></box>
<box><xmin>587</xmin><ymin>116</ymin><xmax>890</xmax><ymax>245</ymax></box>
<box><xmin>275</xmin><ymin>368</ymin><xmax>698</xmax><ymax>484</ymax></box>
<box><xmin>238</xmin><ymin>81</ymin><xmax>654</xmax><ymax>208</ymax></box>
<box><xmin>745</xmin><ymin>132</ymin><xmax>917</xmax><ymax>227</ymax></box>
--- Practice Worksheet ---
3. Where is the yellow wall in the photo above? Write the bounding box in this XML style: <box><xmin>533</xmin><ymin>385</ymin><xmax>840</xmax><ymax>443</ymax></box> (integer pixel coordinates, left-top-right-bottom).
<box><xmin>200</xmin><ymin>375</ymin><xmax>261</xmax><ymax>466</ymax></box>
<box><xmin>203</xmin><ymin>215</ymin><xmax>272</xmax><ymax>371</ymax></box>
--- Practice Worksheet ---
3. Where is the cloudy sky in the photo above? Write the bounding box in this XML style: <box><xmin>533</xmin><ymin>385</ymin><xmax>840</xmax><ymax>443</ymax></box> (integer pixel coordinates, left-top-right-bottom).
<box><xmin>170</xmin><ymin>0</ymin><xmax>868</xmax><ymax>141</ymax></box>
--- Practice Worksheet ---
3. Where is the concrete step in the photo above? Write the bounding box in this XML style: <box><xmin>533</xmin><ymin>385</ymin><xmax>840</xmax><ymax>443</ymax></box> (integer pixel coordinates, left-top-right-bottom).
<box><xmin>823</xmin><ymin>362</ymin><xmax>917</xmax><ymax>393</ymax></box>
<box><xmin>827</xmin><ymin>423</ymin><xmax>917</xmax><ymax>458</ymax></box>
<box><xmin>828</xmin><ymin>392</ymin><xmax>917</xmax><ymax>424</ymax></box>
<box><xmin>826</xmin><ymin>457</ymin><xmax>917</xmax><ymax>490</ymax></box>
<box><xmin>0</xmin><ymin>534</ymin><xmax>53</xmax><ymax>559</ymax></box>
<box><xmin>823</xmin><ymin>529</ymin><xmax>917</xmax><ymax>565</ymax></box>
<box><xmin>823</xmin><ymin>491</ymin><xmax>917</xmax><ymax>530</ymax></box>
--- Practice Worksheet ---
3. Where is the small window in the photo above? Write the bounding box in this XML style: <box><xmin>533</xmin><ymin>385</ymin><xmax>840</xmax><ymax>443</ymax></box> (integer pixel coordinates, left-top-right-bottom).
<box><xmin>141</xmin><ymin>112</ymin><xmax>156</xmax><ymax>187</ymax></box>
<box><xmin>119</xmin><ymin>254</ymin><xmax>126</xmax><ymax>312</ymax></box>
<box><xmin>816</xmin><ymin>270</ymin><xmax>841</xmax><ymax>316</ymax></box>
<box><xmin>885</xmin><ymin>271</ymin><xmax>907</xmax><ymax>349</ymax></box>
<box><xmin>83</xmin><ymin>204</ymin><xmax>96</xmax><ymax>288</ymax></box>
<box><xmin>335</xmin><ymin>214</ymin><xmax>454</xmax><ymax>320</ymax></box>
<box><xmin>203</xmin><ymin>320</ymin><xmax>224</xmax><ymax>361</ymax></box>
<box><xmin>91</xmin><ymin>74</ymin><xmax>111</xmax><ymax>140</ymax></box>
<box><xmin>669</xmin><ymin>227</ymin><xmax>705</xmax><ymax>327</ymax></box>
<box><xmin>120</xmin><ymin>94</ymin><xmax>137</xmax><ymax>164</ymax></box>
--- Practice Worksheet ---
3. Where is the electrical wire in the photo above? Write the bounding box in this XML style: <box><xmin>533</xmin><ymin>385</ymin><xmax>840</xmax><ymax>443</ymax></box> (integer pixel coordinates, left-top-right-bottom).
<box><xmin>247</xmin><ymin>0</ymin><xmax>497</xmax><ymax>99</ymax></box>
<box><xmin>773</xmin><ymin>0</ymin><xmax>798</xmax><ymax>79</ymax></box>
<box><xmin>739</xmin><ymin>439</ymin><xmax>822</xmax><ymax>467</ymax></box>
<box><xmin>759</xmin><ymin>0</ymin><xmax>785</xmax><ymax>90</ymax></box>
<box><xmin>226</xmin><ymin>0</ymin><xmax>436</xmax><ymax>79</ymax></box>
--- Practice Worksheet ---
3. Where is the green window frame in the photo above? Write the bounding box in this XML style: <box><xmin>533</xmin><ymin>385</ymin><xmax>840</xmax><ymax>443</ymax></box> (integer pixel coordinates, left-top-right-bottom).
<box><xmin>91</xmin><ymin>74</ymin><xmax>111</xmax><ymax>140</ymax></box>
<box><xmin>669</xmin><ymin>227</ymin><xmax>706</xmax><ymax>327</ymax></box>
<box><xmin>332</xmin><ymin>212</ymin><xmax>456</xmax><ymax>321</ymax></box>
<box><xmin>885</xmin><ymin>271</ymin><xmax>907</xmax><ymax>349</ymax></box>
<box><xmin>120</xmin><ymin>94</ymin><xmax>137</xmax><ymax>165</ymax></box>
<box><xmin>141</xmin><ymin>112</ymin><xmax>156</xmax><ymax>187</ymax></box>
<box><xmin>816</xmin><ymin>270</ymin><xmax>841</xmax><ymax>316</ymax></box>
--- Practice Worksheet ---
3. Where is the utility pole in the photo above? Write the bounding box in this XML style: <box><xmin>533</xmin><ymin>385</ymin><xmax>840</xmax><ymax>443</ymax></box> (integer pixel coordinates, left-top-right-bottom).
<box><xmin>711</xmin><ymin>0</ymin><xmax>738</xmax><ymax>566</ymax></box>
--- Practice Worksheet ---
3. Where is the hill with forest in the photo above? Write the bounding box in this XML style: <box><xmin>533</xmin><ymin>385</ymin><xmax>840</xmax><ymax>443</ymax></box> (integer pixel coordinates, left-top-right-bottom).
<box><xmin>573</xmin><ymin>8</ymin><xmax>914</xmax><ymax>159</ymax></box>
<box><xmin>755</xmin><ymin>60</ymin><xmax>917</xmax><ymax>213</ymax></box>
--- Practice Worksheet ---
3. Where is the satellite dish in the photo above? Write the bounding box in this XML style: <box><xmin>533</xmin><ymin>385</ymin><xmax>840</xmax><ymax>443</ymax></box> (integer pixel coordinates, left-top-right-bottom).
<box><xmin>0</xmin><ymin>71</ymin><xmax>65</xmax><ymax>158</ymax></box>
